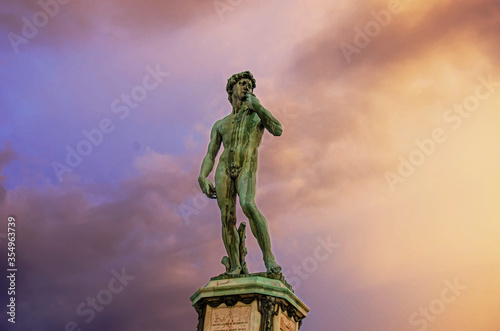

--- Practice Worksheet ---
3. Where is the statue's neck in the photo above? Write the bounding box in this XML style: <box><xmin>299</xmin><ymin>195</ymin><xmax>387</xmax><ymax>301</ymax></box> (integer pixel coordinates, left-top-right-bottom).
<box><xmin>231</xmin><ymin>98</ymin><xmax>245</xmax><ymax>114</ymax></box>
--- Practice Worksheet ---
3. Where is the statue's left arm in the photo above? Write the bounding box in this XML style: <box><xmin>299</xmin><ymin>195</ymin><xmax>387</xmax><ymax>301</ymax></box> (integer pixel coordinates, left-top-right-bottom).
<box><xmin>247</xmin><ymin>93</ymin><xmax>283</xmax><ymax>136</ymax></box>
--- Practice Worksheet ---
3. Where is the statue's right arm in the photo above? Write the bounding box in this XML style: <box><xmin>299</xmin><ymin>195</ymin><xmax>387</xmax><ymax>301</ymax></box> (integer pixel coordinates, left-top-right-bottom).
<box><xmin>198</xmin><ymin>122</ymin><xmax>222</xmax><ymax>198</ymax></box>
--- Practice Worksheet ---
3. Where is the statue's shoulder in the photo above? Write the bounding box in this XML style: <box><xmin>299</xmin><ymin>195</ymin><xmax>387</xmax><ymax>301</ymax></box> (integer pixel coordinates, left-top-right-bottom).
<box><xmin>214</xmin><ymin>114</ymin><xmax>232</xmax><ymax>128</ymax></box>
<box><xmin>210</xmin><ymin>117</ymin><xmax>225</xmax><ymax>136</ymax></box>
<box><xmin>213</xmin><ymin>118</ymin><xmax>223</xmax><ymax>130</ymax></box>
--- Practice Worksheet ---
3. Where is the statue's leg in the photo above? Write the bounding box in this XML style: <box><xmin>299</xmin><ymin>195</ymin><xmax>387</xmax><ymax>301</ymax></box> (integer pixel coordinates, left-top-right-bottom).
<box><xmin>215</xmin><ymin>165</ymin><xmax>241</xmax><ymax>274</ymax></box>
<box><xmin>237</xmin><ymin>169</ymin><xmax>282</xmax><ymax>274</ymax></box>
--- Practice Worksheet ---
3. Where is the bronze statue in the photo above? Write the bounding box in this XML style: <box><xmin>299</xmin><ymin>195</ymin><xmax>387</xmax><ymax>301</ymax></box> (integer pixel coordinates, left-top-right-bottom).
<box><xmin>198</xmin><ymin>71</ymin><xmax>283</xmax><ymax>274</ymax></box>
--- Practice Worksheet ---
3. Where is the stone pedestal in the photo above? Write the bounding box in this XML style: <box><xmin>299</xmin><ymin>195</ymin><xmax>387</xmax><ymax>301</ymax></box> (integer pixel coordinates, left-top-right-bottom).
<box><xmin>191</xmin><ymin>274</ymin><xmax>309</xmax><ymax>331</ymax></box>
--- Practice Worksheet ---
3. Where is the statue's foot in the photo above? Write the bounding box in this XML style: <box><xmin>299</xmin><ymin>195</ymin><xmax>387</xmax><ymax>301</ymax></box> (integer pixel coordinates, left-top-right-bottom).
<box><xmin>265</xmin><ymin>260</ymin><xmax>282</xmax><ymax>274</ymax></box>
<box><xmin>226</xmin><ymin>267</ymin><xmax>242</xmax><ymax>275</ymax></box>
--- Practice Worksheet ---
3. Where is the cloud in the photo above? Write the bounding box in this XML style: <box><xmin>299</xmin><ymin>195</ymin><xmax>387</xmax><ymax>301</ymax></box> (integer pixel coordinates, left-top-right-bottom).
<box><xmin>0</xmin><ymin>143</ymin><xmax>16</xmax><ymax>204</ymax></box>
<box><xmin>289</xmin><ymin>0</ymin><xmax>500</xmax><ymax>85</ymax></box>
<box><xmin>0</xmin><ymin>148</ymin><xmax>224</xmax><ymax>330</ymax></box>
<box><xmin>0</xmin><ymin>0</ymin><xmax>215</xmax><ymax>51</ymax></box>
<box><xmin>245</xmin><ymin>0</ymin><xmax>500</xmax><ymax>215</ymax></box>
<box><xmin>2</xmin><ymin>0</ymin><xmax>500</xmax><ymax>330</ymax></box>
<box><xmin>0</xmin><ymin>143</ymin><xmax>16</xmax><ymax>169</ymax></box>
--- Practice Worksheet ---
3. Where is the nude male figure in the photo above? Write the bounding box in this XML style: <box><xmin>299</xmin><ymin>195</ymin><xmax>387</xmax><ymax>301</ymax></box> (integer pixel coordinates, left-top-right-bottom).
<box><xmin>198</xmin><ymin>71</ymin><xmax>283</xmax><ymax>274</ymax></box>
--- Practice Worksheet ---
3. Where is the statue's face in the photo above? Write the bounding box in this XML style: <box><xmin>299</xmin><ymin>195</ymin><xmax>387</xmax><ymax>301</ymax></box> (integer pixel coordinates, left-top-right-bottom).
<box><xmin>232</xmin><ymin>78</ymin><xmax>253</xmax><ymax>101</ymax></box>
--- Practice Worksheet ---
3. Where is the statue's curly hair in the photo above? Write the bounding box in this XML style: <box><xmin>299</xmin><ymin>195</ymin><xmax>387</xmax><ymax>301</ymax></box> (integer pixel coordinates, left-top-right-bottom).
<box><xmin>226</xmin><ymin>71</ymin><xmax>256</xmax><ymax>103</ymax></box>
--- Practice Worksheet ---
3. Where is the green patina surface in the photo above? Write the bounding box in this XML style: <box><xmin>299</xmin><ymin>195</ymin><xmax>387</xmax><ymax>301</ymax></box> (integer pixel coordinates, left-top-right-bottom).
<box><xmin>198</xmin><ymin>71</ymin><xmax>283</xmax><ymax>275</ymax></box>
<box><xmin>210</xmin><ymin>272</ymin><xmax>294</xmax><ymax>292</ymax></box>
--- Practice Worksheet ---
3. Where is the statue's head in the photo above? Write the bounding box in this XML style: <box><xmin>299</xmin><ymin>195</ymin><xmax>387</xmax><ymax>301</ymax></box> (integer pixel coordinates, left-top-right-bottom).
<box><xmin>226</xmin><ymin>71</ymin><xmax>256</xmax><ymax>104</ymax></box>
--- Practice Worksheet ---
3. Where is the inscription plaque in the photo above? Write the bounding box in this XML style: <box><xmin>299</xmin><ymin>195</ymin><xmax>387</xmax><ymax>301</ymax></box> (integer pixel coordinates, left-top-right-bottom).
<box><xmin>211</xmin><ymin>306</ymin><xmax>251</xmax><ymax>331</ymax></box>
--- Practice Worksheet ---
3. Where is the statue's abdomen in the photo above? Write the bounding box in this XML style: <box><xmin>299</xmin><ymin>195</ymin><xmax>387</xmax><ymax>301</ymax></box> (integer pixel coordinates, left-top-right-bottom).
<box><xmin>227</xmin><ymin>111</ymin><xmax>260</xmax><ymax>177</ymax></box>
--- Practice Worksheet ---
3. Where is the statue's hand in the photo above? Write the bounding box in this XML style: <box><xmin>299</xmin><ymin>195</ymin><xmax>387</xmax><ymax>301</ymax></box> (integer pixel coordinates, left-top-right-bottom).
<box><xmin>199</xmin><ymin>178</ymin><xmax>217</xmax><ymax>199</ymax></box>
<box><xmin>246</xmin><ymin>92</ymin><xmax>261</xmax><ymax>111</ymax></box>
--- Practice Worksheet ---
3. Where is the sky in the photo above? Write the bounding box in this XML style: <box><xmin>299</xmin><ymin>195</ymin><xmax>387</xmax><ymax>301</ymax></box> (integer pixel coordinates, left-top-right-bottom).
<box><xmin>0</xmin><ymin>0</ymin><xmax>499</xmax><ymax>330</ymax></box>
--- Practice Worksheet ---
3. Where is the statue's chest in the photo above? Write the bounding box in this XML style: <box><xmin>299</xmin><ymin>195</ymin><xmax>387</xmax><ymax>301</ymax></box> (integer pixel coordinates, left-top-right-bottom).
<box><xmin>220</xmin><ymin>112</ymin><xmax>260</xmax><ymax>138</ymax></box>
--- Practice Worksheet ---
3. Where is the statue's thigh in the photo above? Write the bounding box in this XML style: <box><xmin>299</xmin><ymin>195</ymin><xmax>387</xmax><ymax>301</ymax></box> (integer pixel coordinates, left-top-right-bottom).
<box><xmin>237</xmin><ymin>170</ymin><xmax>257</xmax><ymax>202</ymax></box>
<box><xmin>215</xmin><ymin>167</ymin><xmax>236</xmax><ymax>208</ymax></box>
